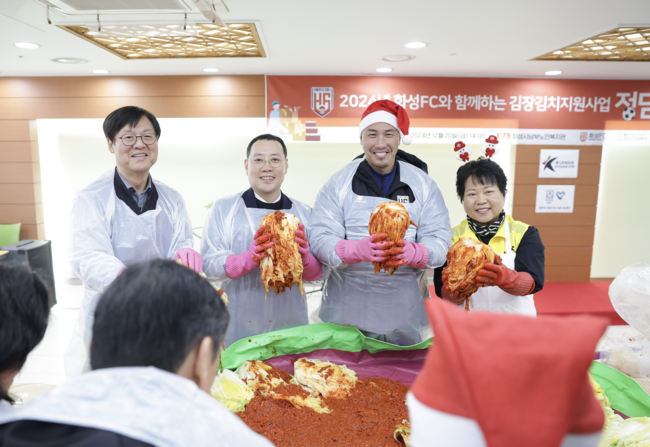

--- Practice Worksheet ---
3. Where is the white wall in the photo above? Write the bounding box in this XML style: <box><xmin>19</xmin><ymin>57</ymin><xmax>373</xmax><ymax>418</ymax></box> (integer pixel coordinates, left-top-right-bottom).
<box><xmin>592</xmin><ymin>142</ymin><xmax>650</xmax><ymax>278</ymax></box>
<box><xmin>37</xmin><ymin>118</ymin><xmax>513</xmax><ymax>279</ymax></box>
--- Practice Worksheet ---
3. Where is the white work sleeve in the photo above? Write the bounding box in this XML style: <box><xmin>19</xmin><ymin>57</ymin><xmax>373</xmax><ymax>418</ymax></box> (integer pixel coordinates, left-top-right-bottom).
<box><xmin>417</xmin><ymin>178</ymin><xmax>452</xmax><ymax>268</ymax></box>
<box><xmin>200</xmin><ymin>201</ymin><xmax>235</xmax><ymax>281</ymax></box>
<box><xmin>68</xmin><ymin>194</ymin><xmax>124</xmax><ymax>293</ymax></box>
<box><xmin>166</xmin><ymin>194</ymin><xmax>195</xmax><ymax>258</ymax></box>
<box><xmin>309</xmin><ymin>179</ymin><xmax>347</xmax><ymax>269</ymax></box>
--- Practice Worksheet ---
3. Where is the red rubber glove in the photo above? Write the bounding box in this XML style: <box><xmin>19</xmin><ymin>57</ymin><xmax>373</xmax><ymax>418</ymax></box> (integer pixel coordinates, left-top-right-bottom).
<box><xmin>174</xmin><ymin>247</ymin><xmax>203</xmax><ymax>273</ymax></box>
<box><xmin>225</xmin><ymin>226</ymin><xmax>274</xmax><ymax>279</ymax></box>
<box><xmin>335</xmin><ymin>233</ymin><xmax>395</xmax><ymax>265</ymax></box>
<box><xmin>476</xmin><ymin>263</ymin><xmax>535</xmax><ymax>296</ymax></box>
<box><xmin>294</xmin><ymin>223</ymin><xmax>323</xmax><ymax>281</ymax></box>
<box><xmin>385</xmin><ymin>239</ymin><xmax>429</xmax><ymax>269</ymax></box>
<box><xmin>441</xmin><ymin>273</ymin><xmax>466</xmax><ymax>305</ymax></box>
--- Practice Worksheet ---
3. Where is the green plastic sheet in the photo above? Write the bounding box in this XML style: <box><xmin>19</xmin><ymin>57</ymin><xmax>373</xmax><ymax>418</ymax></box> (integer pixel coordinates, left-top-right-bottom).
<box><xmin>591</xmin><ymin>361</ymin><xmax>650</xmax><ymax>417</ymax></box>
<box><xmin>221</xmin><ymin>323</ymin><xmax>432</xmax><ymax>370</ymax></box>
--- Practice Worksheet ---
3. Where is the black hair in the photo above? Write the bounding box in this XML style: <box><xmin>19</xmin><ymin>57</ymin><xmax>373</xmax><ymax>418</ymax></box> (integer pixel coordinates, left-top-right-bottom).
<box><xmin>0</xmin><ymin>263</ymin><xmax>50</xmax><ymax>403</ymax></box>
<box><xmin>246</xmin><ymin>133</ymin><xmax>287</xmax><ymax>158</ymax></box>
<box><xmin>456</xmin><ymin>157</ymin><xmax>508</xmax><ymax>202</ymax></box>
<box><xmin>90</xmin><ymin>259</ymin><xmax>229</xmax><ymax>373</ymax></box>
<box><xmin>103</xmin><ymin>106</ymin><xmax>161</xmax><ymax>143</ymax></box>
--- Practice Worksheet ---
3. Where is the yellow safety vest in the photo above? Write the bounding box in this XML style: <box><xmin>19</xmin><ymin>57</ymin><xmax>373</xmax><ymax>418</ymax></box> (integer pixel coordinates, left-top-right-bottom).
<box><xmin>451</xmin><ymin>215</ymin><xmax>530</xmax><ymax>255</ymax></box>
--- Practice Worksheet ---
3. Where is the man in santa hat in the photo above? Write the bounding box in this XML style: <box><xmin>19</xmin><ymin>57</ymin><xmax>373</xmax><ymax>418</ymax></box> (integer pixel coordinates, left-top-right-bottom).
<box><xmin>408</xmin><ymin>297</ymin><xmax>607</xmax><ymax>446</ymax></box>
<box><xmin>310</xmin><ymin>100</ymin><xmax>452</xmax><ymax>346</ymax></box>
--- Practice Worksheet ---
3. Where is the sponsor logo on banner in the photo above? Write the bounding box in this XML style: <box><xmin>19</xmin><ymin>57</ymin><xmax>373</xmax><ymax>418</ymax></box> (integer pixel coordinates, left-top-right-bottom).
<box><xmin>311</xmin><ymin>87</ymin><xmax>334</xmax><ymax>117</ymax></box>
<box><xmin>580</xmin><ymin>132</ymin><xmax>588</xmax><ymax>142</ymax></box>
<box><xmin>539</xmin><ymin>149</ymin><xmax>580</xmax><ymax>178</ymax></box>
<box><xmin>536</xmin><ymin>185</ymin><xmax>575</xmax><ymax>213</ymax></box>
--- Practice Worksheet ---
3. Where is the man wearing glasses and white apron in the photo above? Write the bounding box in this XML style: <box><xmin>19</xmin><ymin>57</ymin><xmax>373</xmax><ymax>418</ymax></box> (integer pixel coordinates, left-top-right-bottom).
<box><xmin>65</xmin><ymin>106</ymin><xmax>202</xmax><ymax>378</ymax></box>
<box><xmin>201</xmin><ymin>134</ymin><xmax>323</xmax><ymax>347</ymax></box>
<box><xmin>310</xmin><ymin>100</ymin><xmax>452</xmax><ymax>346</ymax></box>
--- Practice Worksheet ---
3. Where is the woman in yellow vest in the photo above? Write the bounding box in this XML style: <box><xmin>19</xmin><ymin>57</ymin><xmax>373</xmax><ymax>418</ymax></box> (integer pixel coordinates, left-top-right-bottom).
<box><xmin>434</xmin><ymin>158</ymin><xmax>544</xmax><ymax>316</ymax></box>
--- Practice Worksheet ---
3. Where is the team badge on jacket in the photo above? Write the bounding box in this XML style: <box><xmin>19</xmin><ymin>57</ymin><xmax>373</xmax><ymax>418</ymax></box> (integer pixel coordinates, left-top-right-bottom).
<box><xmin>454</xmin><ymin>141</ymin><xmax>472</xmax><ymax>163</ymax></box>
<box><xmin>481</xmin><ymin>135</ymin><xmax>500</xmax><ymax>158</ymax></box>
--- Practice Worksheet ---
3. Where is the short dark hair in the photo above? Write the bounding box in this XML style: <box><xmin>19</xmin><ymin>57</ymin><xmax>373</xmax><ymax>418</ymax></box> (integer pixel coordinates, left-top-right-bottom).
<box><xmin>91</xmin><ymin>260</ymin><xmax>229</xmax><ymax>373</ymax></box>
<box><xmin>103</xmin><ymin>106</ymin><xmax>161</xmax><ymax>143</ymax></box>
<box><xmin>0</xmin><ymin>263</ymin><xmax>50</xmax><ymax>403</ymax></box>
<box><xmin>246</xmin><ymin>134</ymin><xmax>287</xmax><ymax>158</ymax></box>
<box><xmin>456</xmin><ymin>157</ymin><xmax>508</xmax><ymax>202</ymax></box>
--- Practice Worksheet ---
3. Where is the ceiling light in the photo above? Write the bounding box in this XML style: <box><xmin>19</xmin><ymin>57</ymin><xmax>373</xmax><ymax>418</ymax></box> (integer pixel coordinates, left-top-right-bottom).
<box><xmin>203</xmin><ymin>67</ymin><xmax>219</xmax><ymax>72</ymax></box>
<box><xmin>93</xmin><ymin>69</ymin><xmax>110</xmax><ymax>74</ymax></box>
<box><xmin>404</xmin><ymin>42</ymin><xmax>427</xmax><ymax>49</ymax></box>
<box><xmin>545</xmin><ymin>70</ymin><xmax>562</xmax><ymax>76</ymax></box>
<box><xmin>51</xmin><ymin>58</ymin><xmax>88</xmax><ymax>64</ymax></box>
<box><xmin>381</xmin><ymin>54</ymin><xmax>415</xmax><ymax>62</ymax></box>
<box><xmin>15</xmin><ymin>42</ymin><xmax>40</xmax><ymax>49</ymax></box>
<box><xmin>376</xmin><ymin>68</ymin><xmax>392</xmax><ymax>73</ymax></box>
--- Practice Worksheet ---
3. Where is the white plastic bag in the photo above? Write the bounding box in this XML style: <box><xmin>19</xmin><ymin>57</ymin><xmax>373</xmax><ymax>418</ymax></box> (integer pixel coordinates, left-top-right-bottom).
<box><xmin>600</xmin><ymin>264</ymin><xmax>650</xmax><ymax>378</ymax></box>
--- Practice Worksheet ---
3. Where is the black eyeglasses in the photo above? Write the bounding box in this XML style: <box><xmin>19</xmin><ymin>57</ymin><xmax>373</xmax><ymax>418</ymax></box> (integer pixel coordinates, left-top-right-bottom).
<box><xmin>118</xmin><ymin>134</ymin><xmax>157</xmax><ymax>146</ymax></box>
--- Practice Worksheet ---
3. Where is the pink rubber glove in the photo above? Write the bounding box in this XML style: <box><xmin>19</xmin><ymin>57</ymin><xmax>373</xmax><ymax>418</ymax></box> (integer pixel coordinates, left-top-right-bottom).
<box><xmin>225</xmin><ymin>226</ymin><xmax>274</xmax><ymax>279</ymax></box>
<box><xmin>295</xmin><ymin>223</ymin><xmax>323</xmax><ymax>281</ymax></box>
<box><xmin>385</xmin><ymin>240</ymin><xmax>429</xmax><ymax>269</ymax></box>
<box><xmin>174</xmin><ymin>247</ymin><xmax>204</xmax><ymax>273</ymax></box>
<box><xmin>335</xmin><ymin>234</ymin><xmax>394</xmax><ymax>265</ymax></box>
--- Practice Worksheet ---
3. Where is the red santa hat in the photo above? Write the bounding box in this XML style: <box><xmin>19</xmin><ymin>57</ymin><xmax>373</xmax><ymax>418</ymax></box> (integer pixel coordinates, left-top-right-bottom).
<box><xmin>359</xmin><ymin>99</ymin><xmax>412</xmax><ymax>145</ymax></box>
<box><xmin>486</xmin><ymin>135</ymin><xmax>499</xmax><ymax>144</ymax></box>
<box><xmin>454</xmin><ymin>141</ymin><xmax>466</xmax><ymax>151</ymax></box>
<box><xmin>408</xmin><ymin>298</ymin><xmax>607</xmax><ymax>447</ymax></box>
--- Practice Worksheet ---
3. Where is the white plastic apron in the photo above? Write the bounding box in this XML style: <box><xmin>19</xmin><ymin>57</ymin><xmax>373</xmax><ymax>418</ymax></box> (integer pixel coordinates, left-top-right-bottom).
<box><xmin>219</xmin><ymin>206</ymin><xmax>308</xmax><ymax>347</ymax></box>
<box><xmin>467</xmin><ymin>219</ymin><xmax>536</xmax><ymax>316</ymax></box>
<box><xmin>319</xmin><ymin>194</ymin><xmax>429</xmax><ymax>346</ymax></box>
<box><xmin>65</xmin><ymin>193</ymin><xmax>181</xmax><ymax>377</ymax></box>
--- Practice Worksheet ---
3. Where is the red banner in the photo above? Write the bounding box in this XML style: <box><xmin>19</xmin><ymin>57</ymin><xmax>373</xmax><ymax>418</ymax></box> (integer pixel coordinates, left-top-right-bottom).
<box><xmin>267</xmin><ymin>76</ymin><xmax>650</xmax><ymax>130</ymax></box>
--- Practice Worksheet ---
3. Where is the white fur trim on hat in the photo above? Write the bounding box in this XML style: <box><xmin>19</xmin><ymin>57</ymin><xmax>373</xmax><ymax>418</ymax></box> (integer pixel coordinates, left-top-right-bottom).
<box><xmin>359</xmin><ymin>110</ymin><xmax>400</xmax><ymax>137</ymax></box>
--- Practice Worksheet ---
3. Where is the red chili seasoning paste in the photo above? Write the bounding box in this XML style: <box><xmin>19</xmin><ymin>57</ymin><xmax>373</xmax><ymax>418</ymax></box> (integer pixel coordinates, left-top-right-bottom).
<box><xmin>239</xmin><ymin>376</ymin><xmax>410</xmax><ymax>447</ymax></box>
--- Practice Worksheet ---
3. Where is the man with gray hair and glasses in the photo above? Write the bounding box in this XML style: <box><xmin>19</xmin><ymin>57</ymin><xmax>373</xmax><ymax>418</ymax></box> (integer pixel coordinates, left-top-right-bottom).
<box><xmin>202</xmin><ymin>134</ymin><xmax>323</xmax><ymax>346</ymax></box>
<box><xmin>65</xmin><ymin>106</ymin><xmax>202</xmax><ymax>378</ymax></box>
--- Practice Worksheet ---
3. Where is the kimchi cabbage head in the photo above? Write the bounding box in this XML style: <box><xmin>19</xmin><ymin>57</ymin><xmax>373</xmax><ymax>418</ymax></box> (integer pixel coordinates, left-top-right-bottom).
<box><xmin>599</xmin><ymin>417</ymin><xmax>650</xmax><ymax>446</ymax></box>
<box><xmin>368</xmin><ymin>201</ymin><xmax>413</xmax><ymax>276</ymax></box>
<box><xmin>210</xmin><ymin>368</ymin><xmax>254</xmax><ymax>413</ymax></box>
<box><xmin>259</xmin><ymin>211</ymin><xmax>304</xmax><ymax>296</ymax></box>
<box><xmin>293</xmin><ymin>358</ymin><xmax>358</xmax><ymax>399</ymax></box>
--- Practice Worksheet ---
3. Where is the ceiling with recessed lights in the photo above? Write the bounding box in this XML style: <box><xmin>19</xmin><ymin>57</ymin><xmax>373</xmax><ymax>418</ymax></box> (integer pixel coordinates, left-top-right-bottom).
<box><xmin>0</xmin><ymin>0</ymin><xmax>649</xmax><ymax>79</ymax></box>
<box><xmin>534</xmin><ymin>27</ymin><xmax>650</xmax><ymax>61</ymax></box>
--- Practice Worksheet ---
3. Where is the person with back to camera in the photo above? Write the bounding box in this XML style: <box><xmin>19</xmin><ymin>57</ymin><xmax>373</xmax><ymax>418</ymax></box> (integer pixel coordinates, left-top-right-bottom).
<box><xmin>65</xmin><ymin>106</ymin><xmax>203</xmax><ymax>377</ymax></box>
<box><xmin>434</xmin><ymin>157</ymin><xmax>545</xmax><ymax>315</ymax></box>
<box><xmin>0</xmin><ymin>259</ymin><xmax>274</xmax><ymax>447</ymax></box>
<box><xmin>0</xmin><ymin>263</ymin><xmax>50</xmax><ymax>416</ymax></box>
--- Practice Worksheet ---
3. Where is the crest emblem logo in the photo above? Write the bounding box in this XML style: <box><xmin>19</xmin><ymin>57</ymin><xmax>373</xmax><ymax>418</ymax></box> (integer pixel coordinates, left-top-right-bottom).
<box><xmin>580</xmin><ymin>132</ymin><xmax>588</xmax><ymax>142</ymax></box>
<box><xmin>311</xmin><ymin>87</ymin><xmax>334</xmax><ymax>117</ymax></box>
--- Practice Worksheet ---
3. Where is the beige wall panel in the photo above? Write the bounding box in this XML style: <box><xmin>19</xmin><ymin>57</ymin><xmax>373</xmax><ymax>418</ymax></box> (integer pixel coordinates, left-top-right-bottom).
<box><xmin>0</xmin><ymin>142</ymin><xmax>39</xmax><ymax>162</ymax></box>
<box><xmin>0</xmin><ymin>120</ymin><xmax>34</xmax><ymax>141</ymax></box>
<box><xmin>0</xmin><ymin>75</ymin><xmax>266</xmax><ymax>98</ymax></box>
<box><xmin>545</xmin><ymin>266</ymin><xmax>591</xmax><ymax>283</ymax></box>
<box><xmin>0</xmin><ymin>203</ymin><xmax>43</xmax><ymax>224</ymax></box>
<box><xmin>0</xmin><ymin>163</ymin><xmax>41</xmax><ymax>183</ymax></box>
<box><xmin>545</xmin><ymin>246</ymin><xmax>593</xmax><ymax>266</ymax></box>
<box><xmin>18</xmin><ymin>223</ymin><xmax>45</xmax><ymax>240</ymax></box>
<box><xmin>516</xmin><ymin>145</ymin><xmax>602</xmax><ymax>164</ymax></box>
<box><xmin>514</xmin><ymin>164</ymin><xmax>601</xmax><ymax>185</ymax></box>
<box><xmin>513</xmin><ymin>206</ymin><xmax>597</xmax><ymax>227</ymax></box>
<box><xmin>535</xmin><ymin>226</ymin><xmax>595</xmax><ymax>247</ymax></box>
<box><xmin>0</xmin><ymin>96</ymin><xmax>265</xmax><ymax>119</ymax></box>
<box><xmin>513</xmin><ymin>184</ymin><xmax>599</xmax><ymax>206</ymax></box>
<box><xmin>0</xmin><ymin>183</ymin><xmax>42</xmax><ymax>204</ymax></box>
